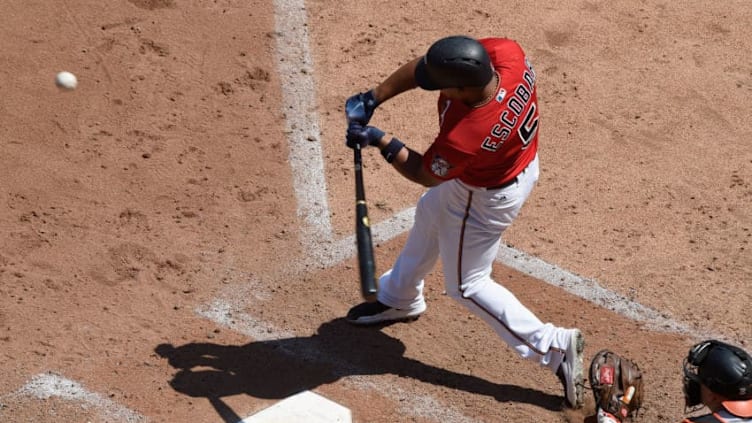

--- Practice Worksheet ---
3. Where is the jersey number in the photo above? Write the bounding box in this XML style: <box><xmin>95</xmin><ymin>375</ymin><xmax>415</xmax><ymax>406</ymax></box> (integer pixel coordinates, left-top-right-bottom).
<box><xmin>517</xmin><ymin>102</ymin><xmax>539</xmax><ymax>150</ymax></box>
<box><xmin>518</xmin><ymin>102</ymin><xmax>538</xmax><ymax>148</ymax></box>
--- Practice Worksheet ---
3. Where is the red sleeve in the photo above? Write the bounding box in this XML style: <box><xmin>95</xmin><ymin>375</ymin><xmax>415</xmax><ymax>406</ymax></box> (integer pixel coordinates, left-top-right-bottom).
<box><xmin>421</xmin><ymin>97</ymin><xmax>486</xmax><ymax>180</ymax></box>
<box><xmin>422</xmin><ymin>133</ymin><xmax>476</xmax><ymax>181</ymax></box>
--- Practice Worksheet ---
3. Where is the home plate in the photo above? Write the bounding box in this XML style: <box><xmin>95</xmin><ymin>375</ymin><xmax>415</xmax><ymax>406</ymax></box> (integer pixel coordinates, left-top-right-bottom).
<box><xmin>241</xmin><ymin>390</ymin><xmax>352</xmax><ymax>423</ymax></box>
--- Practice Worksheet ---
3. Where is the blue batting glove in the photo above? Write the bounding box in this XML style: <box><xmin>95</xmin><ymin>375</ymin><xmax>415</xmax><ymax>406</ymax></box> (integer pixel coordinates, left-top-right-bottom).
<box><xmin>345</xmin><ymin>90</ymin><xmax>379</xmax><ymax>125</ymax></box>
<box><xmin>346</xmin><ymin>122</ymin><xmax>385</xmax><ymax>149</ymax></box>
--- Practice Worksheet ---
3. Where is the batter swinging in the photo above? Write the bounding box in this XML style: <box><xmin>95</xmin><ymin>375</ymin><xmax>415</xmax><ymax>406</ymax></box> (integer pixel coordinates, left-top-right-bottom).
<box><xmin>344</xmin><ymin>35</ymin><xmax>585</xmax><ymax>408</ymax></box>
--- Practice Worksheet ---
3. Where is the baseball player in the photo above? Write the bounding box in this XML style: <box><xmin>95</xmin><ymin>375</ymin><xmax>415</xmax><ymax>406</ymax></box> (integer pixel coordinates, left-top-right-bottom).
<box><xmin>681</xmin><ymin>340</ymin><xmax>752</xmax><ymax>422</ymax></box>
<box><xmin>343</xmin><ymin>35</ymin><xmax>585</xmax><ymax>408</ymax></box>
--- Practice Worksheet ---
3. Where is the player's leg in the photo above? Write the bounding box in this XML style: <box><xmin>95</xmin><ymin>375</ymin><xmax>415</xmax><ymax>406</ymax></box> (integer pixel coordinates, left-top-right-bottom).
<box><xmin>346</xmin><ymin>187</ymin><xmax>441</xmax><ymax>324</ymax></box>
<box><xmin>437</xmin><ymin>166</ymin><xmax>566</xmax><ymax>366</ymax></box>
<box><xmin>437</xmin><ymin>156</ymin><xmax>585</xmax><ymax>406</ymax></box>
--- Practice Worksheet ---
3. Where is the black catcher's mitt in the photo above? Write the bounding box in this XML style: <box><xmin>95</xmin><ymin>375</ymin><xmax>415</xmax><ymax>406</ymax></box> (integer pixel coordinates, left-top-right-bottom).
<box><xmin>589</xmin><ymin>349</ymin><xmax>644</xmax><ymax>421</ymax></box>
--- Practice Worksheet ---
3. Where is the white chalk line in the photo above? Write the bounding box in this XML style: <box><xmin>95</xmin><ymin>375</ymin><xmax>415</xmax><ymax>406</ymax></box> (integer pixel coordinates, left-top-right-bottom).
<box><xmin>2</xmin><ymin>372</ymin><xmax>145</xmax><ymax>423</ymax></box>
<box><xmin>495</xmin><ymin>244</ymin><xmax>722</xmax><ymax>338</ymax></box>
<box><xmin>273</xmin><ymin>0</ymin><xmax>333</xmax><ymax>254</ymax></box>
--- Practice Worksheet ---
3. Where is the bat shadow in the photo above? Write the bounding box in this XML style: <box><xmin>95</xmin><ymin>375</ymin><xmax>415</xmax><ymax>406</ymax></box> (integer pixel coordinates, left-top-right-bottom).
<box><xmin>155</xmin><ymin>317</ymin><xmax>563</xmax><ymax>421</ymax></box>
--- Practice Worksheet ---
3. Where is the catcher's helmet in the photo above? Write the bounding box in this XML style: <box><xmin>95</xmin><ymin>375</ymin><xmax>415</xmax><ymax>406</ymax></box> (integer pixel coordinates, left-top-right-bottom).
<box><xmin>414</xmin><ymin>35</ymin><xmax>493</xmax><ymax>90</ymax></box>
<box><xmin>683</xmin><ymin>340</ymin><xmax>752</xmax><ymax>417</ymax></box>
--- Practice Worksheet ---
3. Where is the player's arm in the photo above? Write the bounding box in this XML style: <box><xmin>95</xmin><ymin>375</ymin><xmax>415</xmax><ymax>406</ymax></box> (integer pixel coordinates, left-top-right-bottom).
<box><xmin>383</xmin><ymin>138</ymin><xmax>440</xmax><ymax>187</ymax></box>
<box><xmin>371</xmin><ymin>133</ymin><xmax>442</xmax><ymax>187</ymax></box>
<box><xmin>370</xmin><ymin>57</ymin><xmax>421</xmax><ymax>104</ymax></box>
<box><xmin>345</xmin><ymin>57</ymin><xmax>421</xmax><ymax>125</ymax></box>
<box><xmin>346</xmin><ymin>124</ymin><xmax>445</xmax><ymax>187</ymax></box>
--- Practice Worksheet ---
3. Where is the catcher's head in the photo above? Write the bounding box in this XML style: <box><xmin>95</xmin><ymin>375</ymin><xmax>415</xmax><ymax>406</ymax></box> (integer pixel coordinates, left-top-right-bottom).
<box><xmin>414</xmin><ymin>35</ymin><xmax>493</xmax><ymax>91</ymax></box>
<box><xmin>683</xmin><ymin>339</ymin><xmax>752</xmax><ymax>417</ymax></box>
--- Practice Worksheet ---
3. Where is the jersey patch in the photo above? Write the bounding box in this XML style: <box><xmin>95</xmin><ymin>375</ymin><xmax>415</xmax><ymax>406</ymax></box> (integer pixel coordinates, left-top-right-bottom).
<box><xmin>430</xmin><ymin>155</ymin><xmax>452</xmax><ymax>178</ymax></box>
<box><xmin>495</xmin><ymin>88</ymin><xmax>507</xmax><ymax>103</ymax></box>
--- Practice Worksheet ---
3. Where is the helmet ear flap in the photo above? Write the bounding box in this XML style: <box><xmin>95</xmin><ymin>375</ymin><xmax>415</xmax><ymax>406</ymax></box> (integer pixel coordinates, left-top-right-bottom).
<box><xmin>683</xmin><ymin>374</ymin><xmax>703</xmax><ymax>409</ymax></box>
<box><xmin>683</xmin><ymin>342</ymin><xmax>713</xmax><ymax>412</ymax></box>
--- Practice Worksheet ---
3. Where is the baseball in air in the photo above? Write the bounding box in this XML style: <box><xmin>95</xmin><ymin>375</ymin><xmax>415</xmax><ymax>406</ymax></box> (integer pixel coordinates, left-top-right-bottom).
<box><xmin>55</xmin><ymin>71</ymin><xmax>77</xmax><ymax>90</ymax></box>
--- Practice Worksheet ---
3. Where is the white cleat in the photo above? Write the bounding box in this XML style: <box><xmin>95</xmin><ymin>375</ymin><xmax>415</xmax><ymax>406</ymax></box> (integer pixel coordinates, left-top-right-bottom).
<box><xmin>556</xmin><ymin>328</ymin><xmax>585</xmax><ymax>408</ymax></box>
<box><xmin>345</xmin><ymin>301</ymin><xmax>425</xmax><ymax>325</ymax></box>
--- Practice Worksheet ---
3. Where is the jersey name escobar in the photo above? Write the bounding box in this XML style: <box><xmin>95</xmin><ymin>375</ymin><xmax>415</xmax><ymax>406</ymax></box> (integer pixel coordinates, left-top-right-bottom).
<box><xmin>481</xmin><ymin>57</ymin><xmax>537</xmax><ymax>152</ymax></box>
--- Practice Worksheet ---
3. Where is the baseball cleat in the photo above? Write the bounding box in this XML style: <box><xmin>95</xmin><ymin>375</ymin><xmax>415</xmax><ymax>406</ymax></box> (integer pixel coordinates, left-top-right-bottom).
<box><xmin>556</xmin><ymin>328</ymin><xmax>585</xmax><ymax>408</ymax></box>
<box><xmin>346</xmin><ymin>300</ymin><xmax>425</xmax><ymax>325</ymax></box>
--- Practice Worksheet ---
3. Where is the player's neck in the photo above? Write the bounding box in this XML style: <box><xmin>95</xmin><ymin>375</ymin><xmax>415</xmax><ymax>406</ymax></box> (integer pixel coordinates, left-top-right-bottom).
<box><xmin>469</xmin><ymin>71</ymin><xmax>499</xmax><ymax>108</ymax></box>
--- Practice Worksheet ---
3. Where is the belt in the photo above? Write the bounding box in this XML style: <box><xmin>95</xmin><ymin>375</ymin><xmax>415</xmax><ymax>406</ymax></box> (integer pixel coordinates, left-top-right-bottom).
<box><xmin>485</xmin><ymin>176</ymin><xmax>518</xmax><ymax>190</ymax></box>
<box><xmin>484</xmin><ymin>161</ymin><xmax>533</xmax><ymax>190</ymax></box>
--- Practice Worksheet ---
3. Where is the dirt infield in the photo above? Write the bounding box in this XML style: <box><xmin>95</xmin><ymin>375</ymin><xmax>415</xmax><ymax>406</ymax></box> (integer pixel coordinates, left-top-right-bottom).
<box><xmin>1</xmin><ymin>0</ymin><xmax>750</xmax><ymax>422</ymax></box>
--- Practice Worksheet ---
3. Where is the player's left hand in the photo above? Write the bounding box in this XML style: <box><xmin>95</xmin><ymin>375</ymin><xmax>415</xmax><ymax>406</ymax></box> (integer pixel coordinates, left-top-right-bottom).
<box><xmin>346</xmin><ymin>122</ymin><xmax>385</xmax><ymax>149</ymax></box>
<box><xmin>345</xmin><ymin>90</ymin><xmax>379</xmax><ymax>125</ymax></box>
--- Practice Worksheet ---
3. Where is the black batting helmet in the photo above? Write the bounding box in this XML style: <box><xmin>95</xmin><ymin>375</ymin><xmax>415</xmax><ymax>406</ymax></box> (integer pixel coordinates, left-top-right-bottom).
<box><xmin>683</xmin><ymin>340</ymin><xmax>752</xmax><ymax>417</ymax></box>
<box><xmin>414</xmin><ymin>35</ymin><xmax>493</xmax><ymax>90</ymax></box>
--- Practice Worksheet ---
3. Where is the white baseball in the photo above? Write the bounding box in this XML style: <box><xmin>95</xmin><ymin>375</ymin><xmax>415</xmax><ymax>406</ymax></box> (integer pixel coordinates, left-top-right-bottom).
<box><xmin>55</xmin><ymin>71</ymin><xmax>77</xmax><ymax>90</ymax></box>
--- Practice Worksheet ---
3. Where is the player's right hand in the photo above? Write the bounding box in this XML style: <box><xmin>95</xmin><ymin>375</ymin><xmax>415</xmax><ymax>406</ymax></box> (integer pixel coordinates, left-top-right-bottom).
<box><xmin>345</xmin><ymin>90</ymin><xmax>379</xmax><ymax>125</ymax></box>
<box><xmin>346</xmin><ymin>122</ymin><xmax>385</xmax><ymax>149</ymax></box>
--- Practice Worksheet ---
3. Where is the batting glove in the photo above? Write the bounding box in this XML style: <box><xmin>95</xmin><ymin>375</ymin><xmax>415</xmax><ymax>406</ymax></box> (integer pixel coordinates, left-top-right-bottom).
<box><xmin>346</xmin><ymin>122</ymin><xmax>385</xmax><ymax>149</ymax></box>
<box><xmin>345</xmin><ymin>90</ymin><xmax>379</xmax><ymax>125</ymax></box>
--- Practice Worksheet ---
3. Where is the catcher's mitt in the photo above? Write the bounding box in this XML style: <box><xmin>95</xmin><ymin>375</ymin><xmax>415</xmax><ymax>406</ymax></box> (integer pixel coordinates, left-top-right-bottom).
<box><xmin>589</xmin><ymin>349</ymin><xmax>644</xmax><ymax>422</ymax></box>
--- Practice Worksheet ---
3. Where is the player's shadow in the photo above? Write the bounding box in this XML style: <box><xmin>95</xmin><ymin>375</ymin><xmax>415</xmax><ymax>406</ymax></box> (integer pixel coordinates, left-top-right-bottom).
<box><xmin>155</xmin><ymin>318</ymin><xmax>562</xmax><ymax>421</ymax></box>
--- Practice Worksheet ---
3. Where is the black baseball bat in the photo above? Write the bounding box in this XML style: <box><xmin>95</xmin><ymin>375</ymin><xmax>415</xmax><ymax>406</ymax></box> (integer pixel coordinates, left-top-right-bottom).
<box><xmin>353</xmin><ymin>143</ymin><xmax>378</xmax><ymax>302</ymax></box>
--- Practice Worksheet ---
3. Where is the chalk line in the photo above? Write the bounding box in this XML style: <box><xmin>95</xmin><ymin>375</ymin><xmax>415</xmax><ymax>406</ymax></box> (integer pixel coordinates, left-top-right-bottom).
<box><xmin>8</xmin><ymin>372</ymin><xmax>145</xmax><ymax>423</ymax></box>
<box><xmin>273</xmin><ymin>0</ymin><xmax>333</xmax><ymax>253</ymax></box>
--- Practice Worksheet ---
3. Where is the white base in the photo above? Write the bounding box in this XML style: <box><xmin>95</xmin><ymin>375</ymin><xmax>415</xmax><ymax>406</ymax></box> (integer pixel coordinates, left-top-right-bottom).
<box><xmin>241</xmin><ymin>391</ymin><xmax>351</xmax><ymax>423</ymax></box>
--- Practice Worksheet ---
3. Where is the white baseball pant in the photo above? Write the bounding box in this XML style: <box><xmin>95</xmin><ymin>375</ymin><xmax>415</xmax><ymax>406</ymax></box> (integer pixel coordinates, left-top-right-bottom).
<box><xmin>377</xmin><ymin>154</ymin><xmax>571</xmax><ymax>371</ymax></box>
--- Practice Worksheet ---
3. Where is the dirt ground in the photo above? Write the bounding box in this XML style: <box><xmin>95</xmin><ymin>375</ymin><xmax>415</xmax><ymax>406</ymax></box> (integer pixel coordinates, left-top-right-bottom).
<box><xmin>1</xmin><ymin>0</ymin><xmax>750</xmax><ymax>422</ymax></box>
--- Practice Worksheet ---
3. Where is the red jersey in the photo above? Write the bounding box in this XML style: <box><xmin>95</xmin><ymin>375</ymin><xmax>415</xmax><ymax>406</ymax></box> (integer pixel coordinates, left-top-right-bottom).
<box><xmin>422</xmin><ymin>38</ymin><xmax>539</xmax><ymax>187</ymax></box>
